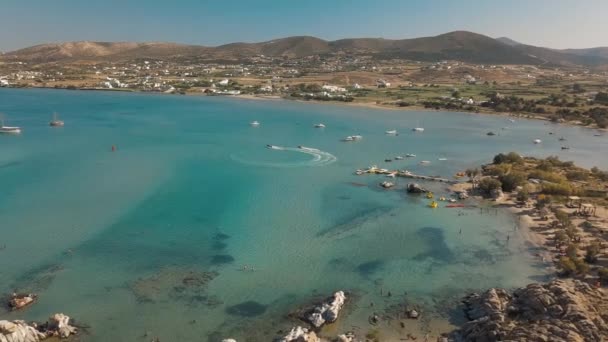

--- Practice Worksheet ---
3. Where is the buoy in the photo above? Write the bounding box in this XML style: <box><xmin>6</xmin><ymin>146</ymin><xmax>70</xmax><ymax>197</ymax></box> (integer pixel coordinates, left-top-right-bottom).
<box><xmin>111</xmin><ymin>145</ymin><xmax>116</xmax><ymax>152</ymax></box>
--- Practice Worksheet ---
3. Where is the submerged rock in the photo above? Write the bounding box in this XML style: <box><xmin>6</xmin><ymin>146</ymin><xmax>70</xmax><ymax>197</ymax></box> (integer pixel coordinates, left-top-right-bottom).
<box><xmin>304</xmin><ymin>291</ymin><xmax>346</xmax><ymax>328</ymax></box>
<box><xmin>278</xmin><ymin>326</ymin><xmax>320</xmax><ymax>342</ymax></box>
<box><xmin>453</xmin><ymin>279</ymin><xmax>608</xmax><ymax>342</ymax></box>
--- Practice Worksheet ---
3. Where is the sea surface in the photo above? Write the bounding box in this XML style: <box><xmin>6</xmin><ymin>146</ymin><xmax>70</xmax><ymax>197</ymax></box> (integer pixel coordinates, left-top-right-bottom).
<box><xmin>1</xmin><ymin>88</ymin><xmax>606</xmax><ymax>341</ymax></box>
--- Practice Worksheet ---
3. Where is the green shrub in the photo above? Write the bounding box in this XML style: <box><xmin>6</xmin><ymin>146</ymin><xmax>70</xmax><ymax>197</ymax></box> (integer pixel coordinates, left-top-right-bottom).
<box><xmin>516</xmin><ymin>188</ymin><xmax>530</xmax><ymax>202</ymax></box>
<box><xmin>566</xmin><ymin>170</ymin><xmax>589</xmax><ymax>181</ymax></box>
<box><xmin>499</xmin><ymin>172</ymin><xmax>527</xmax><ymax>192</ymax></box>
<box><xmin>599</xmin><ymin>268</ymin><xmax>608</xmax><ymax>284</ymax></box>
<box><xmin>558</xmin><ymin>257</ymin><xmax>577</xmax><ymax>275</ymax></box>
<box><xmin>554</xmin><ymin>210</ymin><xmax>571</xmax><ymax>227</ymax></box>
<box><xmin>585</xmin><ymin>242</ymin><xmax>601</xmax><ymax>263</ymax></box>
<box><xmin>478</xmin><ymin>178</ymin><xmax>502</xmax><ymax>197</ymax></box>
<box><xmin>542</xmin><ymin>182</ymin><xmax>573</xmax><ymax>196</ymax></box>
<box><xmin>493</xmin><ymin>152</ymin><xmax>523</xmax><ymax>165</ymax></box>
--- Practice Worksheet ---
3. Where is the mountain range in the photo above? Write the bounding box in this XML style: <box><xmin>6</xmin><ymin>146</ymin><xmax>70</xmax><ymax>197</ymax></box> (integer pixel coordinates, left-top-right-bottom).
<box><xmin>2</xmin><ymin>31</ymin><xmax>608</xmax><ymax>67</ymax></box>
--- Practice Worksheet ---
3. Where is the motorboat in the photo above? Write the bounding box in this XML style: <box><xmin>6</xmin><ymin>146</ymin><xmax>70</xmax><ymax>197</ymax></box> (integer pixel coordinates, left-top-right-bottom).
<box><xmin>559</xmin><ymin>137</ymin><xmax>567</xmax><ymax>141</ymax></box>
<box><xmin>0</xmin><ymin>118</ymin><xmax>21</xmax><ymax>134</ymax></box>
<box><xmin>412</xmin><ymin>127</ymin><xmax>425</xmax><ymax>132</ymax></box>
<box><xmin>561</xmin><ymin>146</ymin><xmax>570</xmax><ymax>150</ymax></box>
<box><xmin>250</xmin><ymin>121</ymin><xmax>260</xmax><ymax>127</ymax></box>
<box><xmin>419</xmin><ymin>160</ymin><xmax>431</xmax><ymax>165</ymax></box>
<box><xmin>266</xmin><ymin>144</ymin><xmax>281</xmax><ymax>150</ymax></box>
<box><xmin>49</xmin><ymin>112</ymin><xmax>64</xmax><ymax>127</ymax></box>
<box><xmin>314</xmin><ymin>123</ymin><xmax>326</xmax><ymax>128</ymax></box>
<box><xmin>533</xmin><ymin>139</ymin><xmax>542</xmax><ymax>144</ymax></box>
<box><xmin>487</xmin><ymin>131</ymin><xmax>496</xmax><ymax>136</ymax></box>
<box><xmin>438</xmin><ymin>158</ymin><xmax>448</xmax><ymax>161</ymax></box>
<box><xmin>385</xmin><ymin>129</ymin><xmax>398</xmax><ymax>135</ymax></box>
<box><xmin>405</xmin><ymin>153</ymin><xmax>416</xmax><ymax>158</ymax></box>
<box><xmin>343</xmin><ymin>135</ymin><xmax>363</xmax><ymax>142</ymax></box>
<box><xmin>384</xmin><ymin>158</ymin><xmax>392</xmax><ymax>162</ymax></box>
<box><xmin>594</xmin><ymin>133</ymin><xmax>603</xmax><ymax>137</ymax></box>
<box><xmin>395</xmin><ymin>156</ymin><xmax>404</xmax><ymax>160</ymax></box>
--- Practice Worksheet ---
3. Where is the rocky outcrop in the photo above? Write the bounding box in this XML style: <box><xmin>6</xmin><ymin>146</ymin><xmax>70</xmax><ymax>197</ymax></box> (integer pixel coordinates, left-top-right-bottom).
<box><xmin>304</xmin><ymin>291</ymin><xmax>346</xmax><ymax>328</ymax></box>
<box><xmin>454</xmin><ymin>279</ymin><xmax>608</xmax><ymax>342</ymax></box>
<box><xmin>0</xmin><ymin>320</ymin><xmax>46</xmax><ymax>342</ymax></box>
<box><xmin>407</xmin><ymin>183</ymin><xmax>427</xmax><ymax>193</ymax></box>
<box><xmin>0</xmin><ymin>313</ymin><xmax>76</xmax><ymax>342</ymax></box>
<box><xmin>278</xmin><ymin>326</ymin><xmax>320</xmax><ymax>342</ymax></box>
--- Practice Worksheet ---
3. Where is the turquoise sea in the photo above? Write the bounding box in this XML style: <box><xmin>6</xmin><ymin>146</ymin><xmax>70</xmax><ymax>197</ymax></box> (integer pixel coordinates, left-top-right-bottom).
<box><xmin>1</xmin><ymin>88</ymin><xmax>607</xmax><ymax>341</ymax></box>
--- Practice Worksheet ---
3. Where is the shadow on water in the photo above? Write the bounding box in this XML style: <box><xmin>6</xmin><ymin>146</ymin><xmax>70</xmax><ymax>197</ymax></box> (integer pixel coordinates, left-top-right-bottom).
<box><xmin>211</xmin><ymin>254</ymin><xmax>235</xmax><ymax>265</ymax></box>
<box><xmin>316</xmin><ymin>205</ymin><xmax>393</xmax><ymax>238</ymax></box>
<box><xmin>411</xmin><ymin>227</ymin><xmax>454</xmax><ymax>262</ymax></box>
<box><xmin>357</xmin><ymin>260</ymin><xmax>385</xmax><ymax>277</ymax></box>
<box><xmin>225</xmin><ymin>301</ymin><xmax>268</xmax><ymax>317</ymax></box>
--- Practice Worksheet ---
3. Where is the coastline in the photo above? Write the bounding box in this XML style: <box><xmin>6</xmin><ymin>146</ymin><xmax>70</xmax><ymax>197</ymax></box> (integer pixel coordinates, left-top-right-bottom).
<box><xmin>2</xmin><ymin>85</ymin><xmax>606</xmax><ymax>132</ymax></box>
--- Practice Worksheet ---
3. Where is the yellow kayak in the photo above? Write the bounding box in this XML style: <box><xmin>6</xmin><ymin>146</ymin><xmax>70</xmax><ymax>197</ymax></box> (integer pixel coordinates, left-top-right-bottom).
<box><xmin>429</xmin><ymin>201</ymin><xmax>438</xmax><ymax>208</ymax></box>
<box><xmin>426</xmin><ymin>192</ymin><xmax>434</xmax><ymax>199</ymax></box>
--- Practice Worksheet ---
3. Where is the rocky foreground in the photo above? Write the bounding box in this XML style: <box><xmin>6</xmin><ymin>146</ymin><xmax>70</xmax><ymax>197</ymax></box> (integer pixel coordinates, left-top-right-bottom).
<box><xmin>454</xmin><ymin>279</ymin><xmax>608</xmax><ymax>342</ymax></box>
<box><xmin>0</xmin><ymin>313</ymin><xmax>77</xmax><ymax>342</ymax></box>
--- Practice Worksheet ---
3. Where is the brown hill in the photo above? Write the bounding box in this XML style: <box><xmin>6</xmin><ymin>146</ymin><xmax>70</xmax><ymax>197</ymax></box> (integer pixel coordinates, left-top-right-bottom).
<box><xmin>3</xmin><ymin>31</ymin><xmax>608</xmax><ymax>67</ymax></box>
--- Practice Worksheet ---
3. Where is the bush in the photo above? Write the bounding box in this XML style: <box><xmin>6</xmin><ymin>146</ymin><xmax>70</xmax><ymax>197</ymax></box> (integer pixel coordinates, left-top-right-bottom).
<box><xmin>558</xmin><ymin>257</ymin><xmax>577</xmax><ymax>275</ymax></box>
<box><xmin>599</xmin><ymin>268</ymin><xmax>608</xmax><ymax>284</ymax></box>
<box><xmin>516</xmin><ymin>188</ymin><xmax>530</xmax><ymax>202</ymax></box>
<box><xmin>493</xmin><ymin>152</ymin><xmax>523</xmax><ymax>165</ymax></box>
<box><xmin>585</xmin><ymin>242</ymin><xmax>601</xmax><ymax>263</ymax></box>
<box><xmin>554</xmin><ymin>210</ymin><xmax>571</xmax><ymax>227</ymax></box>
<box><xmin>566</xmin><ymin>243</ymin><xmax>578</xmax><ymax>259</ymax></box>
<box><xmin>574</xmin><ymin>258</ymin><xmax>589</xmax><ymax>274</ymax></box>
<box><xmin>478</xmin><ymin>178</ymin><xmax>502</xmax><ymax>197</ymax></box>
<box><xmin>555</xmin><ymin>230</ymin><xmax>569</xmax><ymax>244</ymax></box>
<box><xmin>566</xmin><ymin>170</ymin><xmax>589</xmax><ymax>181</ymax></box>
<box><xmin>542</xmin><ymin>182</ymin><xmax>573</xmax><ymax>196</ymax></box>
<box><xmin>565</xmin><ymin>225</ymin><xmax>579</xmax><ymax>240</ymax></box>
<box><xmin>485</xmin><ymin>164</ymin><xmax>512</xmax><ymax>177</ymax></box>
<box><xmin>499</xmin><ymin>171</ymin><xmax>527</xmax><ymax>192</ymax></box>
<box><xmin>528</xmin><ymin>170</ymin><xmax>567</xmax><ymax>184</ymax></box>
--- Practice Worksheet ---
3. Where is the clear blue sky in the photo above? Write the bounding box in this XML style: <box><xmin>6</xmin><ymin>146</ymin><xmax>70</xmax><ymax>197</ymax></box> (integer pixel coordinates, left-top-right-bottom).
<box><xmin>2</xmin><ymin>0</ymin><xmax>607</xmax><ymax>51</ymax></box>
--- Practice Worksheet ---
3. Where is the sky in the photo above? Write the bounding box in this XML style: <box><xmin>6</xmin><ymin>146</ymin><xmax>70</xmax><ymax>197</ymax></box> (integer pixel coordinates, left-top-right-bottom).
<box><xmin>1</xmin><ymin>0</ymin><xmax>607</xmax><ymax>52</ymax></box>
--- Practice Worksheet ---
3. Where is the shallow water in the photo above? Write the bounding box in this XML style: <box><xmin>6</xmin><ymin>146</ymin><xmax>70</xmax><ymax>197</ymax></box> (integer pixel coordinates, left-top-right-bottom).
<box><xmin>1</xmin><ymin>88</ymin><xmax>606</xmax><ymax>341</ymax></box>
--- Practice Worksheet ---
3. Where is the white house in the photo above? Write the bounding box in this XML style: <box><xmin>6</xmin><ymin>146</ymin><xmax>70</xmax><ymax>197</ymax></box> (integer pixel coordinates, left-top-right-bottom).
<box><xmin>352</xmin><ymin>83</ymin><xmax>363</xmax><ymax>89</ymax></box>
<box><xmin>322</xmin><ymin>85</ymin><xmax>346</xmax><ymax>93</ymax></box>
<box><xmin>218</xmin><ymin>79</ymin><xmax>230</xmax><ymax>86</ymax></box>
<box><xmin>259</xmin><ymin>85</ymin><xmax>273</xmax><ymax>92</ymax></box>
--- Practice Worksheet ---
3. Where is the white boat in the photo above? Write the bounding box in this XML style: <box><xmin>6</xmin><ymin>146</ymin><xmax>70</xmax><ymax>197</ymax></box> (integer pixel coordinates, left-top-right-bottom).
<box><xmin>0</xmin><ymin>117</ymin><xmax>21</xmax><ymax>134</ymax></box>
<box><xmin>405</xmin><ymin>154</ymin><xmax>416</xmax><ymax>158</ymax></box>
<box><xmin>508</xmin><ymin>119</ymin><xmax>516</xmax><ymax>123</ymax></box>
<box><xmin>386</xmin><ymin>172</ymin><xmax>397</xmax><ymax>178</ymax></box>
<box><xmin>352</xmin><ymin>135</ymin><xmax>363</xmax><ymax>140</ymax></box>
<box><xmin>385</xmin><ymin>129</ymin><xmax>398</xmax><ymax>135</ymax></box>
<box><xmin>533</xmin><ymin>139</ymin><xmax>542</xmax><ymax>144</ymax></box>
<box><xmin>395</xmin><ymin>156</ymin><xmax>404</xmax><ymax>160</ymax></box>
<box><xmin>49</xmin><ymin>112</ymin><xmax>64</xmax><ymax>127</ymax></box>
<box><xmin>419</xmin><ymin>160</ymin><xmax>431</xmax><ymax>165</ymax></box>
<box><xmin>314</xmin><ymin>123</ymin><xmax>326</xmax><ymax>128</ymax></box>
<box><xmin>412</xmin><ymin>127</ymin><xmax>425</xmax><ymax>132</ymax></box>
<box><xmin>250</xmin><ymin>121</ymin><xmax>260</xmax><ymax>127</ymax></box>
<box><xmin>355</xmin><ymin>169</ymin><xmax>365</xmax><ymax>175</ymax></box>
<box><xmin>343</xmin><ymin>135</ymin><xmax>362</xmax><ymax>142</ymax></box>
<box><xmin>438</xmin><ymin>158</ymin><xmax>448</xmax><ymax>161</ymax></box>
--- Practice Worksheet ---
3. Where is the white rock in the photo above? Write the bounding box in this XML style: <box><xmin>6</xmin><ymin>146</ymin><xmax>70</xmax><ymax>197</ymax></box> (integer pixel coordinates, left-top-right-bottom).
<box><xmin>306</xmin><ymin>291</ymin><xmax>346</xmax><ymax>328</ymax></box>
<box><xmin>222</xmin><ymin>339</ymin><xmax>237</xmax><ymax>342</ymax></box>
<box><xmin>0</xmin><ymin>320</ymin><xmax>46</xmax><ymax>342</ymax></box>
<box><xmin>47</xmin><ymin>313</ymin><xmax>76</xmax><ymax>338</ymax></box>
<box><xmin>279</xmin><ymin>326</ymin><xmax>319</xmax><ymax>342</ymax></box>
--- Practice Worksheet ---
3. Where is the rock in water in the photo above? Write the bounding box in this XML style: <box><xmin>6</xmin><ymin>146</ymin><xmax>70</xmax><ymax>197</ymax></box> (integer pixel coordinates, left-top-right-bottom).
<box><xmin>46</xmin><ymin>313</ymin><xmax>77</xmax><ymax>338</ymax></box>
<box><xmin>454</xmin><ymin>279</ymin><xmax>608</xmax><ymax>342</ymax></box>
<box><xmin>8</xmin><ymin>293</ymin><xmax>37</xmax><ymax>310</ymax></box>
<box><xmin>278</xmin><ymin>326</ymin><xmax>320</xmax><ymax>342</ymax></box>
<box><xmin>305</xmin><ymin>291</ymin><xmax>346</xmax><ymax>328</ymax></box>
<box><xmin>0</xmin><ymin>320</ymin><xmax>46</xmax><ymax>342</ymax></box>
<box><xmin>407</xmin><ymin>183</ymin><xmax>427</xmax><ymax>193</ymax></box>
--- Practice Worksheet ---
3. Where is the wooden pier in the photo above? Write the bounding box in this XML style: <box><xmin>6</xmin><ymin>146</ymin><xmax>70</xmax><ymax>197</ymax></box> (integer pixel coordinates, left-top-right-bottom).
<box><xmin>356</xmin><ymin>167</ymin><xmax>458</xmax><ymax>184</ymax></box>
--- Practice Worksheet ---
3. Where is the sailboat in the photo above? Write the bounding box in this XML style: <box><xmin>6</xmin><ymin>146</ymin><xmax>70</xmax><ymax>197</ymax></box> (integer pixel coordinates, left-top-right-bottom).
<box><xmin>412</xmin><ymin>120</ymin><xmax>424</xmax><ymax>132</ymax></box>
<box><xmin>49</xmin><ymin>112</ymin><xmax>65</xmax><ymax>127</ymax></box>
<box><xmin>0</xmin><ymin>115</ymin><xmax>21</xmax><ymax>134</ymax></box>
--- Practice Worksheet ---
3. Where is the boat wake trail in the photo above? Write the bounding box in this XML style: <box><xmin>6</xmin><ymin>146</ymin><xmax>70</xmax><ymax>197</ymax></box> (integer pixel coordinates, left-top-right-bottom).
<box><xmin>230</xmin><ymin>146</ymin><xmax>337</xmax><ymax>168</ymax></box>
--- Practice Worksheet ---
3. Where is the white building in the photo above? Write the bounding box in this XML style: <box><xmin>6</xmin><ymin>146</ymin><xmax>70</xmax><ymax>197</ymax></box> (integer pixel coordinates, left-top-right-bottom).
<box><xmin>218</xmin><ymin>79</ymin><xmax>230</xmax><ymax>86</ymax></box>
<box><xmin>322</xmin><ymin>85</ymin><xmax>346</xmax><ymax>93</ymax></box>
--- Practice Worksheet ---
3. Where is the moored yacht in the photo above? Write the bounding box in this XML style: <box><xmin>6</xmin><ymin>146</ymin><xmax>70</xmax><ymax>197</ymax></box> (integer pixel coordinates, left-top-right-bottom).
<box><xmin>49</xmin><ymin>112</ymin><xmax>64</xmax><ymax>127</ymax></box>
<box><xmin>0</xmin><ymin>117</ymin><xmax>21</xmax><ymax>134</ymax></box>
<box><xmin>385</xmin><ymin>129</ymin><xmax>398</xmax><ymax>135</ymax></box>
<box><xmin>314</xmin><ymin>123</ymin><xmax>326</xmax><ymax>128</ymax></box>
<box><xmin>250</xmin><ymin>121</ymin><xmax>260</xmax><ymax>127</ymax></box>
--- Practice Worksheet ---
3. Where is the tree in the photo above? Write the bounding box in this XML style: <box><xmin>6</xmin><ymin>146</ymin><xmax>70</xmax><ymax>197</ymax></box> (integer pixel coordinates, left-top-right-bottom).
<box><xmin>566</xmin><ymin>243</ymin><xmax>578</xmax><ymax>260</ymax></box>
<box><xmin>554</xmin><ymin>230</ymin><xmax>569</xmax><ymax>244</ymax></box>
<box><xmin>585</xmin><ymin>242</ymin><xmax>601</xmax><ymax>263</ymax></box>
<box><xmin>478</xmin><ymin>178</ymin><xmax>502</xmax><ymax>197</ymax></box>
<box><xmin>595</xmin><ymin>92</ymin><xmax>608</xmax><ymax>105</ymax></box>
<box><xmin>452</xmin><ymin>90</ymin><xmax>460</xmax><ymax>98</ymax></box>
<box><xmin>572</xmin><ymin>83</ymin><xmax>585</xmax><ymax>93</ymax></box>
